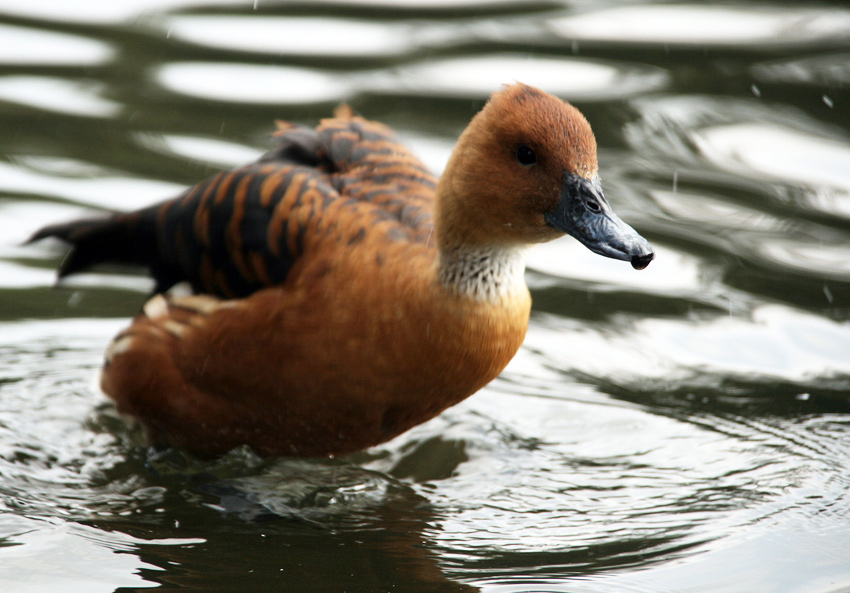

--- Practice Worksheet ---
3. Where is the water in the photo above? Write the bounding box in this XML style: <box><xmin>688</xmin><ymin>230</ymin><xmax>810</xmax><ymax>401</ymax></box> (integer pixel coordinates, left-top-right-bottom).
<box><xmin>2</xmin><ymin>1</ymin><xmax>850</xmax><ymax>591</ymax></box>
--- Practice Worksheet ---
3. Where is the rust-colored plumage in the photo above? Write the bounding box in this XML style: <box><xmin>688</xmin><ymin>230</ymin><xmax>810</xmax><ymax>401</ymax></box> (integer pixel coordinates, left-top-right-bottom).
<box><xmin>31</xmin><ymin>84</ymin><xmax>653</xmax><ymax>458</ymax></box>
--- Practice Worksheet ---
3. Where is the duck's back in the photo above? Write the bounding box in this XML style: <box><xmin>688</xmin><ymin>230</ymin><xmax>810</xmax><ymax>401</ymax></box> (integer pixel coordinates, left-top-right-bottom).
<box><xmin>31</xmin><ymin>109</ymin><xmax>437</xmax><ymax>297</ymax></box>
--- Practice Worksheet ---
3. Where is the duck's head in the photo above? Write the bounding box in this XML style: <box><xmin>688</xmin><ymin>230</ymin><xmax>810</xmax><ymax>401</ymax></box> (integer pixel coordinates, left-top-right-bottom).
<box><xmin>436</xmin><ymin>83</ymin><xmax>654</xmax><ymax>270</ymax></box>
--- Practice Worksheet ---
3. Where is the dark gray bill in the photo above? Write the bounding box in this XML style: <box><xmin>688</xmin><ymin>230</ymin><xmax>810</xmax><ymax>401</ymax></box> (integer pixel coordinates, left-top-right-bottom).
<box><xmin>544</xmin><ymin>172</ymin><xmax>654</xmax><ymax>270</ymax></box>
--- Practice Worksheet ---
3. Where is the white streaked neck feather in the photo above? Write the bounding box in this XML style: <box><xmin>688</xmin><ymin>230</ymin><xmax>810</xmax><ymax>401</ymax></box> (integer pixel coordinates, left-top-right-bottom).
<box><xmin>438</xmin><ymin>245</ymin><xmax>529</xmax><ymax>302</ymax></box>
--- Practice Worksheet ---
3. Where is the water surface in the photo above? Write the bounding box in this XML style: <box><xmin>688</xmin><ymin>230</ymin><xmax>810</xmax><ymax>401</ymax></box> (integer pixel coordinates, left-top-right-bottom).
<box><xmin>1</xmin><ymin>1</ymin><xmax>850</xmax><ymax>592</ymax></box>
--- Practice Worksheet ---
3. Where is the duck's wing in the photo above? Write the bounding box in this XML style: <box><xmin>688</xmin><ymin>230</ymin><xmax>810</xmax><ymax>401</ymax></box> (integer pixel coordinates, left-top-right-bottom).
<box><xmin>303</xmin><ymin>110</ymin><xmax>437</xmax><ymax>241</ymax></box>
<box><xmin>30</xmin><ymin>112</ymin><xmax>437</xmax><ymax>298</ymax></box>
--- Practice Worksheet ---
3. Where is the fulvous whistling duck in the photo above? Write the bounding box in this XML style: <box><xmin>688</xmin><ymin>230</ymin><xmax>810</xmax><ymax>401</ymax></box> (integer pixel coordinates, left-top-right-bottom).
<box><xmin>31</xmin><ymin>84</ymin><xmax>654</xmax><ymax>458</ymax></box>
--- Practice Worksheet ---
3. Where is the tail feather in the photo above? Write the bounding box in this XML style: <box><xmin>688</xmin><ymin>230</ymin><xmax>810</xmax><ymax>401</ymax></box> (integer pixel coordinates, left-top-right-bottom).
<box><xmin>30</xmin><ymin>215</ymin><xmax>133</xmax><ymax>277</ymax></box>
<box><xmin>29</xmin><ymin>211</ymin><xmax>182</xmax><ymax>293</ymax></box>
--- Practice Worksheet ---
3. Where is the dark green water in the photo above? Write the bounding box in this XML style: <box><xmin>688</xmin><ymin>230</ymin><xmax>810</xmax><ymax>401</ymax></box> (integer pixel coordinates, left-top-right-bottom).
<box><xmin>2</xmin><ymin>1</ymin><xmax>850</xmax><ymax>592</ymax></box>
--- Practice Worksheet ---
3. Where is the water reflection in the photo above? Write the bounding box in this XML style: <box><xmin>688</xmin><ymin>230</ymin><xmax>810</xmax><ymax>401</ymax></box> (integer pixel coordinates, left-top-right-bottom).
<box><xmin>753</xmin><ymin>52</ymin><xmax>850</xmax><ymax>87</ymax></box>
<box><xmin>134</xmin><ymin>133</ymin><xmax>263</xmax><ymax>169</ymax></box>
<box><xmin>626</xmin><ymin>95</ymin><xmax>850</xmax><ymax>229</ymax></box>
<box><xmin>154</xmin><ymin>54</ymin><xmax>669</xmax><ymax>105</ymax></box>
<box><xmin>303</xmin><ymin>0</ymin><xmax>551</xmax><ymax>9</ymax></box>
<box><xmin>0</xmin><ymin>158</ymin><xmax>181</xmax><ymax>211</ymax></box>
<box><xmin>528</xmin><ymin>240</ymin><xmax>701</xmax><ymax>297</ymax></box>
<box><xmin>0</xmin><ymin>0</ymin><xmax>237</xmax><ymax>24</ymax></box>
<box><xmin>383</xmin><ymin>54</ymin><xmax>669</xmax><ymax>100</ymax></box>
<box><xmin>526</xmin><ymin>303</ymin><xmax>850</xmax><ymax>385</ymax></box>
<box><xmin>0</xmin><ymin>201</ymin><xmax>87</xmax><ymax>254</ymax></box>
<box><xmin>165</xmin><ymin>15</ymin><xmax>414</xmax><ymax>58</ymax></box>
<box><xmin>0</xmin><ymin>260</ymin><xmax>55</xmax><ymax>288</ymax></box>
<box><xmin>583</xmin><ymin>512</ymin><xmax>850</xmax><ymax>593</ymax></box>
<box><xmin>0</xmin><ymin>24</ymin><xmax>113</xmax><ymax>66</ymax></box>
<box><xmin>0</xmin><ymin>519</ymin><xmax>162</xmax><ymax>592</ymax></box>
<box><xmin>2</xmin><ymin>0</ymin><xmax>850</xmax><ymax>592</ymax></box>
<box><xmin>156</xmin><ymin>62</ymin><xmax>348</xmax><ymax>104</ymax></box>
<box><xmin>370</xmin><ymin>380</ymin><xmax>850</xmax><ymax>583</ymax></box>
<box><xmin>754</xmin><ymin>239</ymin><xmax>850</xmax><ymax>279</ymax></box>
<box><xmin>549</xmin><ymin>5</ymin><xmax>850</xmax><ymax>48</ymax></box>
<box><xmin>0</xmin><ymin>0</ymin><xmax>558</xmax><ymax>25</ymax></box>
<box><xmin>0</xmin><ymin>76</ymin><xmax>120</xmax><ymax>118</ymax></box>
<box><xmin>694</xmin><ymin>123</ymin><xmax>850</xmax><ymax>218</ymax></box>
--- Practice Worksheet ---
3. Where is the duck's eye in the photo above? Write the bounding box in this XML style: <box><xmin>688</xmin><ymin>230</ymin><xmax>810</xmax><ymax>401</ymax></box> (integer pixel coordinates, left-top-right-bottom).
<box><xmin>585</xmin><ymin>199</ymin><xmax>601</xmax><ymax>213</ymax></box>
<box><xmin>516</xmin><ymin>145</ymin><xmax>537</xmax><ymax>166</ymax></box>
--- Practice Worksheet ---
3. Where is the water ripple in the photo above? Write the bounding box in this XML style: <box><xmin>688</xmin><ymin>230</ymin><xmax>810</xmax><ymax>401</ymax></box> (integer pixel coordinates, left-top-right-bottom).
<box><xmin>549</xmin><ymin>5</ymin><xmax>850</xmax><ymax>49</ymax></box>
<box><xmin>0</xmin><ymin>24</ymin><xmax>113</xmax><ymax>66</ymax></box>
<box><xmin>525</xmin><ymin>304</ymin><xmax>850</xmax><ymax>387</ymax></box>
<box><xmin>626</xmin><ymin>95</ymin><xmax>850</xmax><ymax>229</ymax></box>
<box><xmin>0</xmin><ymin>519</ymin><xmax>162</xmax><ymax>592</ymax></box>
<box><xmin>363</xmin><ymin>384</ymin><xmax>850</xmax><ymax>577</ymax></box>
<box><xmin>528</xmin><ymin>240</ymin><xmax>704</xmax><ymax>298</ymax></box>
<box><xmin>1</xmin><ymin>2</ymin><xmax>850</xmax><ymax>591</ymax></box>
<box><xmin>0</xmin><ymin>158</ymin><xmax>182</xmax><ymax>211</ymax></box>
<box><xmin>164</xmin><ymin>15</ymin><xmax>415</xmax><ymax>58</ymax></box>
<box><xmin>693</xmin><ymin>123</ymin><xmax>850</xmax><ymax>219</ymax></box>
<box><xmin>380</xmin><ymin>54</ymin><xmax>669</xmax><ymax>100</ymax></box>
<box><xmin>133</xmin><ymin>133</ymin><xmax>263</xmax><ymax>169</ymax></box>
<box><xmin>155</xmin><ymin>62</ymin><xmax>348</xmax><ymax>104</ymax></box>
<box><xmin>0</xmin><ymin>76</ymin><xmax>121</xmax><ymax>118</ymax></box>
<box><xmin>753</xmin><ymin>52</ymin><xmax>850</xmax><ymax>88</ymax></box>
<box><xmin>0</xmin><ymin>0</ymin><xmax>237</xmax><ymax>24</ymax></box>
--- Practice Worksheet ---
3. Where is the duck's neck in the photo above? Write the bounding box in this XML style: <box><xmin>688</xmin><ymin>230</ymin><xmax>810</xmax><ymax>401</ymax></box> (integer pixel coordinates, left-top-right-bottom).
<box><xmin>433</xmin><ymin>129</ymin><xmax>531</xmax><ymax>302</ymax></box>
<box><xmin>437</xmin><ymin>243</ymin><xmax>529</xmax><ymax>303</ymax></box>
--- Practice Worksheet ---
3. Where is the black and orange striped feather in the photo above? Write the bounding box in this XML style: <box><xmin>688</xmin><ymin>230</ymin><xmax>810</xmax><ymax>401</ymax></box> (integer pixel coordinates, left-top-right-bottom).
<box><xmin>32</xmin><ymin>109</ymin><xmax>436</xmax><ymax>298</ymax></box>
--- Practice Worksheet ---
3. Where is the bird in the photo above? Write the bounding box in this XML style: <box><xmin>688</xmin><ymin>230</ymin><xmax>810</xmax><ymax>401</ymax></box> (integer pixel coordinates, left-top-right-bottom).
<box><xmin>30</xmin><ymin>83</ymin><xmax>654</xmax><ymax>458</ymax></box>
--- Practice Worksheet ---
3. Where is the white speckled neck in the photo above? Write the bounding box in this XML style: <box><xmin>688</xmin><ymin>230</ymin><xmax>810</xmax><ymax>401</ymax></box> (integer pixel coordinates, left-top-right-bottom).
<box><xmin>438</xmin><ymin>245</ymin><xmax>528</xmax><ymax>302</ymax></box>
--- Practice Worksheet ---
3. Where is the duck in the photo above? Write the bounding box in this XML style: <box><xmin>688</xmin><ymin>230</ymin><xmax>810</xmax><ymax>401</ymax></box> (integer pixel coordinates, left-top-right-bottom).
<box><xmin>31</xmin><ymin>83</ymin><xmax>654</xmax><ymax>458</ymax></box>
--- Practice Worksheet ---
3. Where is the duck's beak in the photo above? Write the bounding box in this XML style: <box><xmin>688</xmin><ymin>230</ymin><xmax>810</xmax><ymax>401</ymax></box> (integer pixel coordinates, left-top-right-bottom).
<box><xmin>544</xmin><ymin>172</ymin><xmax>654</xmax><ymax>270</ymax></box>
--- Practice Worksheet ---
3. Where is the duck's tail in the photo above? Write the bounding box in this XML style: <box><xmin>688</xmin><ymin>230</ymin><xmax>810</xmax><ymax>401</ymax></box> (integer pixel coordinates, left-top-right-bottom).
<box><xmin>28</xmin><ymin>209</ymin><xmax>181</xmax><ymax>293</ymax></box>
